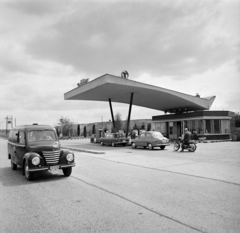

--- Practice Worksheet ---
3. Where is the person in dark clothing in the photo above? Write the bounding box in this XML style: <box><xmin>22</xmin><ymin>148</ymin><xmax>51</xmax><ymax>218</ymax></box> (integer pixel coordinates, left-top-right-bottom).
<box><xmin>180</xmin><ymin>128</ymin><xmax>192</xmax><ymax>152</ymax></box>
<box><xmin>192</xmin><ymin>131</ymin><xmax>198</xmax><ymax>140</ymax></box>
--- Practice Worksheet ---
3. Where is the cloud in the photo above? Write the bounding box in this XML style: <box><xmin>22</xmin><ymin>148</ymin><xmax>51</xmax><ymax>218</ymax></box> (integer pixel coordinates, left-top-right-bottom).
<box><xmin>3</xmin><ymin>0</ymin><xmax>71</xmax><ymax>16</ymax></box>
<box><xmin>0</xmin><ymin>0</ymin><xmax>239</xmax><ymax>126</ymax></box>
<box><xmin>22</xmin><ymin>0</ymin><xmax>239</xmax><ymax>78</ymax></box>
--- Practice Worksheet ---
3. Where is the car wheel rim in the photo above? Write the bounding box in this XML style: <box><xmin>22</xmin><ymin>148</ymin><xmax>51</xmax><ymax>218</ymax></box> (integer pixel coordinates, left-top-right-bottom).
<box><xmin>132</xmin><ymin>143</ymin><xmax>135</xmax><ymax>148</ymax></box>
<box><xmin>148</xmin><ymin>144</ymin><xmax>152</xmax><ymax>150</ymax></box>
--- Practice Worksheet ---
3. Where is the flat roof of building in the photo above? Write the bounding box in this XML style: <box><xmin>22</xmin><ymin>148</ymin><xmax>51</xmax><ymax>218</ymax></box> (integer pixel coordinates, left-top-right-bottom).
<box><xmin>64</xmin><ymin>74</ymin><xmax>215</xmax><ymax>112</ymax></box>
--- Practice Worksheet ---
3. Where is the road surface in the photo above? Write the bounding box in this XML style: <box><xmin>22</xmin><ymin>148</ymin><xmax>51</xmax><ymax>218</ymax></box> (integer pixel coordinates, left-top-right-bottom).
<box><xmin>0</xmin><ymin>138</ymin><xmax>240</xmax><ymax>233</ymax></box>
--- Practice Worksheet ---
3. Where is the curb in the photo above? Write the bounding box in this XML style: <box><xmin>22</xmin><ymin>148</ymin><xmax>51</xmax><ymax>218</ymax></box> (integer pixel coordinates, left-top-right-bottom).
<box><xmin>62</xmin><ymin>147</ymin><xmax>105</xmax><ymax>154</ymax></box>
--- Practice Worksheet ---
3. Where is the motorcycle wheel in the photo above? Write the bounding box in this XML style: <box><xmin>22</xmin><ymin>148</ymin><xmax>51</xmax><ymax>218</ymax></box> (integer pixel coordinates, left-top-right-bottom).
<box><xmin>174</xmin><ymin>142</ymin><xmax>180</xmax><ymax>151</ymax></box>
<box><xmin>189</xmin><ymin>143</ymin><xmax>197</xmax><ymax>152</ymax></box>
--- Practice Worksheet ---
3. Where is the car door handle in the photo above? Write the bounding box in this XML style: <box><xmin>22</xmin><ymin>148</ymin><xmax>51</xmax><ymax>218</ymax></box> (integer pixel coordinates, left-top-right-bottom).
<box><xmin>14</xmin><ymin>151</ymin><xmax>17</xmax><ymax>154</ymax></box>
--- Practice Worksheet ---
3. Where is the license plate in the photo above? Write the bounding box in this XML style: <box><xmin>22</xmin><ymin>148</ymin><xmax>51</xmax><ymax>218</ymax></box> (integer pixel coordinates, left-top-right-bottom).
<box><xmin>50</xmin><ymin>165</ymin><xmax>59</xmax><ymax>171</ymax></box>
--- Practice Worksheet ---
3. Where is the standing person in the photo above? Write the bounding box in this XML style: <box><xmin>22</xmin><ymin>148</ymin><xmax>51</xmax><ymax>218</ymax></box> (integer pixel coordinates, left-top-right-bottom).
<box><xmin>180</xmin><ymin>128</ymin><xmax>192</xmax><ymax>152</ymax></box>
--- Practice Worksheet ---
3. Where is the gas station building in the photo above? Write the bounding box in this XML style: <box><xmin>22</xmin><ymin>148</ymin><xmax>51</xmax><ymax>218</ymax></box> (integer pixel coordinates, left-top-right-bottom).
<box><xmin>64</xmin><ymin>74</ymin><xmax>234</xmax><ymax>141</ymax></box>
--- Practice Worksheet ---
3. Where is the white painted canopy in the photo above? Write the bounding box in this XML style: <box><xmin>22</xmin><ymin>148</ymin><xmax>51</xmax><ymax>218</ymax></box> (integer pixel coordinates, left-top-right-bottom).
<box><xmin>64</xmin><ymin>74</ymin><xmax>215</xmax><ymax>112</ymax></box>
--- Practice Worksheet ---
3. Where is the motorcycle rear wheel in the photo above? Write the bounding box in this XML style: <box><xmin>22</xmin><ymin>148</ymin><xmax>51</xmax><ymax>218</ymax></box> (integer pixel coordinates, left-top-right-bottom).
<box><xmin>189</xmin><ymin>143</ymin><xmax>197</xmax><ymax>152</ymax></box>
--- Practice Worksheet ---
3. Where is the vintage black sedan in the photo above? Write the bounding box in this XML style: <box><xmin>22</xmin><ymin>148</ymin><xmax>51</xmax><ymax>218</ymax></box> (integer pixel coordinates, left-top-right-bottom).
<box><xmin>131</xmin><ymin>131</ymin><xmax>170</xmax><ymax>150</ymax></box>
<box><xmin>99</xmin><ymin>132</ymin><xmax>129</xmax><ymax>147</ymax></box>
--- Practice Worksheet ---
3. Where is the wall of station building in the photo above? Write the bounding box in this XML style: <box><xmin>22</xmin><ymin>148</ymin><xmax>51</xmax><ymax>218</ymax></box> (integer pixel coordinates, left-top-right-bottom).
<box><xmin>152</xmin><ymin>110</ymin><xmax>235</xmax><ymax>140</ymax></box>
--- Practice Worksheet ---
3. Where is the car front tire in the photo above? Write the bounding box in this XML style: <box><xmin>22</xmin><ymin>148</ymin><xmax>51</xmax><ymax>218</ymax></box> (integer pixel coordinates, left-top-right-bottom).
<box><xmin>63</xmin><ymin>167</ymin><xmax>72</xmax><ymax>177</ymax></box>
<box><xmin>24</xmin><ymin>160</ymin><xmax>33</xmax><ymax>181</ymax></box>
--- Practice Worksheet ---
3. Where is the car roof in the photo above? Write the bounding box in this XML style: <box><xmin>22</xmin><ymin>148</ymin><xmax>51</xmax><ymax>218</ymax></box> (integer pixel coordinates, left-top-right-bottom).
<box><xmin>11</xmin><ymin>125</ymin><xmax>55</xmax><ymax>131</ymax></box>
<box><xmin>142</xmin><ymin>131</ymin><xmax>159</xmax><ymax>133</ymax></box>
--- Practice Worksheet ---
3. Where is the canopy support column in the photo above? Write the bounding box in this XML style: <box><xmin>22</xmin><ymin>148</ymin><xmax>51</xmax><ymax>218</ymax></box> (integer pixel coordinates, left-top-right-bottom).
<box><xmin>126</xmin><ymin>93</ymin><xmax>134</xmax><ymax>138</ymax></box>
<box><xmin>109</xmin><ymin>99</ymin><xmax>115</xmax><ymax>129</ymax></box>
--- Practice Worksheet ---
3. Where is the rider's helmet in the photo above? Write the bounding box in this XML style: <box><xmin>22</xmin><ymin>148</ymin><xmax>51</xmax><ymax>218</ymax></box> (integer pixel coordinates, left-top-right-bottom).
<box><xmin>184</xmin><ymin>128</ymin><xmax>188</xmax><ymax>131</ymax></box>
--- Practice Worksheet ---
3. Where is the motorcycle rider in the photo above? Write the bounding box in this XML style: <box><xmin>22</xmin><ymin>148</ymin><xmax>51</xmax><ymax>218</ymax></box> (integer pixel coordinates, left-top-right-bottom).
<box><xmin>180</xmin><ymin>128</ymin><xmax>192</xmax><ymax>152</ymax></box>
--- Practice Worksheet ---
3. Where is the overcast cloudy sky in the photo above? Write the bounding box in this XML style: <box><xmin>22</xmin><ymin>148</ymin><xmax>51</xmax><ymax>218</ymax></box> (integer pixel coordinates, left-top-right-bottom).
<box><xmin>0</xmin><ymin>0</ymin><xmax>239</xmax><ymax>127</ymax></box>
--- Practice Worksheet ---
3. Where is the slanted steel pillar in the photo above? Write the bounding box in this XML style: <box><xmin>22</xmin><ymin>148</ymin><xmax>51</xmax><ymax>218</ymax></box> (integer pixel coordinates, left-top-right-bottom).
<box><xmin>109</xmin><ymin>99</ymin><xmax>115</xmax><ymax>129</ymax></box>
<box><xmin>126</xmin><ymin>93</ymin><xmax>134</xmax><ymax>138</ymax></box>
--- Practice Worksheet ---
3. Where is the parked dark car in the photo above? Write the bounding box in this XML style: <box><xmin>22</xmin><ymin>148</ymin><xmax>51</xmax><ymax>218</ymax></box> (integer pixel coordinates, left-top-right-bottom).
<box><xmin>99</xmin><ymin>132</ymin><xmax>129</xmax><ymax>147</ymax></box>
<box><xmin>8</xmin><ymin>124</ymin><xmax>75</xmax><ymax>181</ymax></box>
<box><xmin>131</xmin><ymin>131</ymin><xmax>170</xmax><ymax>150</ymax></box>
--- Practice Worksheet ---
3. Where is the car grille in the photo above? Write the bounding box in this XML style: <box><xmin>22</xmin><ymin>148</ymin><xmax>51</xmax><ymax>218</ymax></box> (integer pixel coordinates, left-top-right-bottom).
<box><xmin>43</xmin><ymin>150</ymin><xmax>60</xmax><ymax>165</ymax></box>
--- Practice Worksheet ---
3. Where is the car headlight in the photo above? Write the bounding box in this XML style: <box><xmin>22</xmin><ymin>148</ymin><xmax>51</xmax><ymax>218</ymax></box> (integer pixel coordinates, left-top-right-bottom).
<box><xmin>66</xmin><ymin>153</ymin><xmax>74</xmax><ymax>162</ymax></box>
<box><xmin>32</xmin><ymin>157</ymin><xmax>40</xmax><ymax>165</ymax></box>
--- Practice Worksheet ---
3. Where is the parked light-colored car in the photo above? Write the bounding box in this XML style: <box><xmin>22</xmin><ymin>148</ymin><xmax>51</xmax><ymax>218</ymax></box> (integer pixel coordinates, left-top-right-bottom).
<box><xmin>131</xmin><ymin>131</ymin><xmax>170</xmax><ymax>150</ymax></box>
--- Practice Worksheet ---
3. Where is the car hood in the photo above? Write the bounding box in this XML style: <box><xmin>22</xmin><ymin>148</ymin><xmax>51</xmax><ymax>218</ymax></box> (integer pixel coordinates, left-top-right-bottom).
<box><xmin>28</xmin><ymin>141</ymin><xmax>60</xmax><ymax>152</ymax></box>
<box><xmin>155</xmin><ymin>137</ymin><xmax>168</xmax><ymax>140</ymax></box>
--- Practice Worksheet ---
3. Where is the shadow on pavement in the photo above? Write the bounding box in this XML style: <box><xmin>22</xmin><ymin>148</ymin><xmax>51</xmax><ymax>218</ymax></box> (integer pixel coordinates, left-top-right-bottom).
<box><xmin>0</xmin><ymin>167</ymin><xmax>66</xmax><ymax>187</ymax></box>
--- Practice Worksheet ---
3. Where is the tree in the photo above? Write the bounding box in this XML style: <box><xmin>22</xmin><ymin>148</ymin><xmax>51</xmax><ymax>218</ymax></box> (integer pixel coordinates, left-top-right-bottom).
<box><xmin>83</xmin><ymin>126</ymin><xmax>87</xmax><ymax>138</ymax></box>
<box><xmin>123</xmin><ymin>117</ymin><xmax>130</xmax><ymax>133</ymax></box>
<box><xmin>113</xmin><ymin>112</ymin><xmax>123</xmax><ymax>132</ymax></box>
<box><xmin>235</xmin><ymin>112</ymin><xmax>240</xmax><ymax>127</ymax></box>
<box><xmin>58</xmin><ymin>116</ymin><xmax>74</xmax><ymax>137</ymax></box>
<box><xmin>77</xmin><ymin>124</ymin><xmax>80</xmax><ymax>137</ymax></box>
<box><xmin>92</xmin><ymin>124</ymin><xmax>96</xmax><ymax>134</ymax></box>
<box><xmin>140</xmin><ymin>122</ymin><xmax>145</xmax><ymax>130</ymax></box>
<box><xmin>147</xmin><ymin>123</ymin><xmax>151</xmax><ymax>131</ymax></box>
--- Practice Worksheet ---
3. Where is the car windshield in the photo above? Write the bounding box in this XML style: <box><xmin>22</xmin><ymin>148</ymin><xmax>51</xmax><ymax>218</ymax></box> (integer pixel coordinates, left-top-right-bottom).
<box><xmin>28</xmin><ymin>130</ymin><xmax>57</xmax><ymax>142</ymax></box>
<box><xmin>151</xmin><ymin>132</ymin><xmax>164</xmax><ymax>138</ymax></box>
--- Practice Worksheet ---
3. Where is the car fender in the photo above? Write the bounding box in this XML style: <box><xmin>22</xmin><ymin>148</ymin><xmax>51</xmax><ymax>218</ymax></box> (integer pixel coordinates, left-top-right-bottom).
<box><xmin>59</xmin><ymin>149</ymin><xmax>75</xmax><ymax>164</ymax></box>
<box><xmin>22</xmin><ymin>152</ymin><xmax>42</xmax><ymax>174</ymax></box>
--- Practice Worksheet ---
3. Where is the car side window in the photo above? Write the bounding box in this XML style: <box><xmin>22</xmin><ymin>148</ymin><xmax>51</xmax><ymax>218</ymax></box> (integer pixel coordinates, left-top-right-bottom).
<box><xmin>146</xmin><ymin>133</ymin><xmax>152</xmax><ymax>138</ymax></box>
<box><xmin>13</xmin><ymin>130</ymin><xmax>18</xmax><ymax>143</ymax></box>
<box><xmin>140</xmin><ymin>134</ymin><xmax>145</xmax><ymax>138</ymax></box>
<box><xmin>18</xmin><ymin>131</ymin><xmax>26</xmax><ymax>145</ymax></box>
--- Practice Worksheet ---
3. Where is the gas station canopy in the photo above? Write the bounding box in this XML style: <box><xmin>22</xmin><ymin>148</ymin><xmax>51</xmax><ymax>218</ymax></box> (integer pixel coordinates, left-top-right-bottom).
<box><xmin>64</xmin><ymin>74</ymin><xmax>215</xmax><ymax>112</ymax></box>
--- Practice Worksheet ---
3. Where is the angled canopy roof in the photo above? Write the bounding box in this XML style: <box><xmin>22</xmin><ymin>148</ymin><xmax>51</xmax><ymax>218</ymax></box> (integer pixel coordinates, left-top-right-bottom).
<box><xmin>64</xmin><ymin>74</ymin><xmax>215</xmax><ymax>112</ymax></box>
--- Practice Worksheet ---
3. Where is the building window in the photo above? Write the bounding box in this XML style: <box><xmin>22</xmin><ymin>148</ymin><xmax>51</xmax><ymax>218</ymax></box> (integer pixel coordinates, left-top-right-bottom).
<box><xmin>192</xmin><ymin>120</ymin><xmax>196</xmax><ymax>131</ymax></box>
<box><xmin>205</xmin><ymin>120</ymin><xmax>211</xmax><ymax>133</ymax></box>
<box><xmin>214</xmin><ymin>120</ymin><xmax>221</xmax><ymax>134</ymax></box>
<box><xmin>153</xmin><ymin>122</ymin><xmax>167</xmax><ymax>135</ymax></box>
<box><xmin>169</xmin><ymin>122</ymin><xmax>173</xmax><ymax>135</ymax></box>
<box><xmin>197</xmin><ymin>120</ymin><xmax>203</xmax><ymax>134</ymax></box>
<box><xmin>221</xmin><ymin>120</ymin><xmax>230</xmax><ymax>133</ymax></box>
<box><xmin>154</xmin><ymin>123</ymin><xmax>160</xmax><ymax>132</ymax></box>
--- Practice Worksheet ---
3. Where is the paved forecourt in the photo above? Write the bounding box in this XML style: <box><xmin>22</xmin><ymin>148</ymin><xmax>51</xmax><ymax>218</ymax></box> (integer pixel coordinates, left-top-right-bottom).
<box><xmin>1</xmin><ymin>138</ymin><xmax>240</xmax><ymax>233</ymax></box>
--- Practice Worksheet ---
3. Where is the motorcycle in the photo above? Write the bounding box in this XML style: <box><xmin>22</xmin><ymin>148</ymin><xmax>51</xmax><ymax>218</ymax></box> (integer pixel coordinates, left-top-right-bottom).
<box><xmin>174</xmin><ymin>137</ymin><xmax>197</xmax><ymax>152</ymax></box>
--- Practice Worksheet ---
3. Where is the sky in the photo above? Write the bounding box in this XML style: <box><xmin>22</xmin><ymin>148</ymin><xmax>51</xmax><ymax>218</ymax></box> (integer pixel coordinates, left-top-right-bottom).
<box><xmin>0</xmin><ymin>0</ymin><xmax>239</xmax><ymax>128</ymax></box>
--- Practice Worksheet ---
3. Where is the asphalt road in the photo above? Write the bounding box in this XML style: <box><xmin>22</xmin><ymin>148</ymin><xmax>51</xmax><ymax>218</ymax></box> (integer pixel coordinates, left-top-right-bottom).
<box><xmin>0</xmin><ymin>138</ymin><xmax>240</xmax><ymax>233</ymax></box>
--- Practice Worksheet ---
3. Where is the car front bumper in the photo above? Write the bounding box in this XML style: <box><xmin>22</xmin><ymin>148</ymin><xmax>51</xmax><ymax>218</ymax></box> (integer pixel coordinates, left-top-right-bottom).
<box><xmin>28</xmin><ymin>163</ymin><xmax>76</xmax><ymax>172</ymax></box>
<box><xmin>155</xmin><ymin>143</ymin><xmax>170</xmax><ymax>147</ymax></box>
